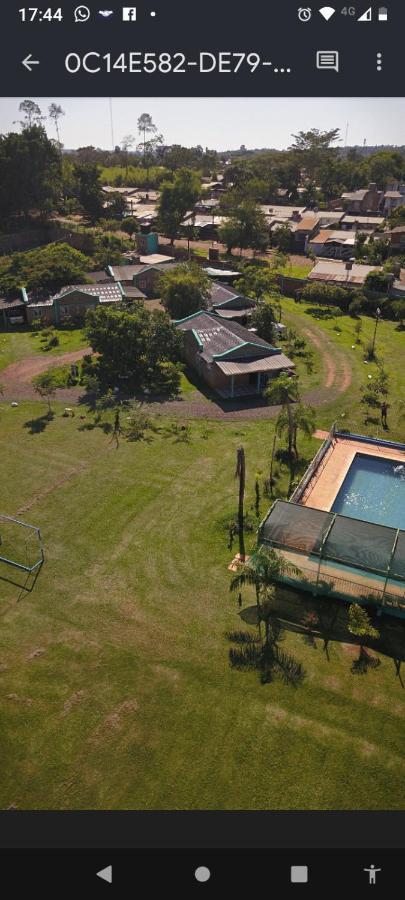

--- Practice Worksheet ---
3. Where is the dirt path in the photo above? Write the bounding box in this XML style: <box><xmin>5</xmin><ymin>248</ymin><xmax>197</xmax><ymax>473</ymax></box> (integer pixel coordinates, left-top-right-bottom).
<box><xmin>1</xmin><ymin>348</ymin><xmax>90</xmax><ymax>401</ymax></box>
<box><xmin>0</xmin><ymin>321</ymin><xmax>353</xmax><ymax>419</ymax></box>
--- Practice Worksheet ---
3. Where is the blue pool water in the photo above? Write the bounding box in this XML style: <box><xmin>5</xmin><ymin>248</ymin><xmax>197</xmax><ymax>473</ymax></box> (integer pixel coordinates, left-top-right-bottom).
<box><xmin>332</xmin><ymin>453</ymin><xmax>405</xmax><ymax>530</ymax></box>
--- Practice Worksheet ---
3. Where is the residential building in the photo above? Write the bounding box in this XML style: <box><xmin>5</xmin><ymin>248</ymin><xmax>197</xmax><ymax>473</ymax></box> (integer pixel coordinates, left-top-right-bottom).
<box><xmin>26</xmin><ymin>283</ymin><xmax>124</xmax><ymax>325</ymax></box>
<box><xmin>307</xmin><ymin>259</ymin><xmax>380</xmax><ymax>289</ymax></box>
<box><xmin>176</xmin><ymin>310</ymin><xmax>294</xmax><ymax>399</ymax></box>
<box><xmin>208</xmin><ymin>283</ymin><xmax>256</xmax><ymax>323</ymax></box>
<box><xmin>0</xmin><ymin>295</ymin><xmax>27</xmax><ymax>328</ymax></box>
<box><xmin>382</xmin><ymin>183</ymin><xmax>405</xmax><ymax>216</ymax></box>
<box><xmin>341</xmin><ymin>182</ymin><xmax>383</xmax><ymax>214</ymax></box>
<box><xmin>307</xmin><ymin>229</ymin><xmax>358</xmax><ymax>260</ymax></box>
<box><xmin>386</xmin><ymin>225</ymin><xmax>405</xmax><ymax>252</ymax></box>
<box><xmin>108</xmin><ymin>260</ymin><xmax>180</xmax><ymax>297</ymax></box>
<box><xmin>341</xmin><ymin>214</ymin><xmax>383</xmax><ymax>231</ymax></box>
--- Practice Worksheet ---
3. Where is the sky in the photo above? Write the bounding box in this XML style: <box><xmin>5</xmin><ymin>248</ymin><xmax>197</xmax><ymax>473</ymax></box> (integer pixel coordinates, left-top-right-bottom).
<box><xmin>1</xmin><ymin>97</ymin><xmax>405</xmax><ymax>150</ymax></box>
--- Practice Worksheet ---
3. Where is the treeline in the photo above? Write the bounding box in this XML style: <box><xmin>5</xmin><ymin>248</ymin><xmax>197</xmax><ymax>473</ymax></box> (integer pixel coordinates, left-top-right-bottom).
<box><xmin>222</xmin><ymin>130</ymin><xmax>405</xmax><ymax>205</ymax></box>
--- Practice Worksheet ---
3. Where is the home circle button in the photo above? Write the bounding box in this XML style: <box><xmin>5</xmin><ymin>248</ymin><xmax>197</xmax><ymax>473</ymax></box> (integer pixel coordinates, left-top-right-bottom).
<box><xmin>194</xmin><ymin>866</ymin><xmax>211</xmax><ymax>883</ymax></box>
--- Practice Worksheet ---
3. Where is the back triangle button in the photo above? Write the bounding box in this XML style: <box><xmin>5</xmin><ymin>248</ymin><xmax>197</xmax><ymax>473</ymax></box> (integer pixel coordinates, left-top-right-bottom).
<box><xmin>97</xmin><ymin>865</ymin><xmax>112</xmax><ymax>884</ymax></box>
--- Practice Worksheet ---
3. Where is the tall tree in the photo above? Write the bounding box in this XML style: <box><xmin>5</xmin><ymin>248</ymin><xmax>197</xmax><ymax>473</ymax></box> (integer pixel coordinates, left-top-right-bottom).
<box><xmin>0</xmin><ymin>125</ymin><xmax>62</xmax><ymax>222</ymax></box>
<box><xmin>219</xmin><ymin>202</ymin><xmax>269</xmax><ymax>256</ymax></box>
<box><xmin>137</xmin><ymin>114</ymin><xmax>163</xmax><ymax>185</ymax></box>
<box><xmin>277</xmin><ymin>402</ymin><xmax>316</xmax><ymax>460</ymax></box>
<box><xmin>18</xmin><ymin>99</ymin><xmax>44</xmax><ymax>128</ymax></box>
<box><xmin>48</xmin><ymin>103</ymin><xmax>65</xmax><ymax>147</ymax></box>
<box><xmin>73</xmin><ymin>162</ymin><xmax>103</xmax><ymax>222</ymax></box>
<box><xmin>158</xmin><ymin>168</ymin><xmax>201</xmax><ymax>245</ymax></box>
<box><xmin>235</xmin><ymin>446</ymin><xmax>246</xmax><ymax>562</ymax></box>
<box><xmin>121</xmin><ymin>134</ymin><xmax>135</xmax><ymax>179</ymax></box>
<box><xmin>159</xmin><ymin>263</ymin><xmax>210</xmax><ymax>319</ymax></box>
<box><xmin>264</xmin><ymin>373</ymin><xmax>299</xmax><ymax>457</ymax></box>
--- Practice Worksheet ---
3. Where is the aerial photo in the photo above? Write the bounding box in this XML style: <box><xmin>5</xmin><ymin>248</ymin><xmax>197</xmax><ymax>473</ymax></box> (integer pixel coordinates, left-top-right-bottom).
<box><xmin>0</xmin><ymin>96</ymin><xmax>404</xmax><ymax>811</ymax></box>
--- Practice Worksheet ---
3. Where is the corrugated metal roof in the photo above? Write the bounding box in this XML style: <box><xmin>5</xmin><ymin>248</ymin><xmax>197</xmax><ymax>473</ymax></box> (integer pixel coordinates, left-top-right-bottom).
<box><xmin>308</xmin><ymin>260</ymin><xmax>378</xmax><ymax>285</ymax></box>
<box><xmin>52</xmin><ymin>283</ymin><xmax>123</xmax><ymax>303</ymax></box>
<box><xmin>216</xmin><ymin>354</ymin><xmax>295</xmax><ymax>376</ymax></box>
<box><xmin>215</xmin><ymin>308</ymin><xmax>250</xmax><ymax>319</ymax></box>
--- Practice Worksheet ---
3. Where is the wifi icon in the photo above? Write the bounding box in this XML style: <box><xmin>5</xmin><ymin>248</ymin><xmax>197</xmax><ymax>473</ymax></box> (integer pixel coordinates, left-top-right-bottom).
<box><xmin>319</xmin><ymin>6</ymin><xmax>336</xmax><ymax>19</ymax></box>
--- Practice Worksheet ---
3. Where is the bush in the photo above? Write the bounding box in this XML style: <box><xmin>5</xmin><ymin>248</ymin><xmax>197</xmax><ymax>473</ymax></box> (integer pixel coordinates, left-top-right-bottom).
<box><xmin>301</xmin><ymin>282</ymin><xmax>351</xmax><ymax>311</ymax></box>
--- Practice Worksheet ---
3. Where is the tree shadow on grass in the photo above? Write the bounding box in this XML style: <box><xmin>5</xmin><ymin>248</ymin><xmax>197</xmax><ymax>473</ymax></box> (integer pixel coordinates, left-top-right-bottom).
<box><xmin>229</xmin><ymin>612</ymin><xmax>306</xmax><ymax>687</ymax></box>
<box><xmin>23</xmin><ymin>411</ymin><xmax>54</xmax><ymax>435</ymax></box>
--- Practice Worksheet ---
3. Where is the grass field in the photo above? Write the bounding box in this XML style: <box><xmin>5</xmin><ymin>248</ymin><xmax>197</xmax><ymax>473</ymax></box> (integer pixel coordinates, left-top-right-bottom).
<box><xmin>279</xmin><ymin>297</ymin><xmax>405</xmax><ymax>443</ymax></box>
<box><xmin>0</xmin><ymin>398</ymin><xmax>404</xmax><ymax>811</ymax></box>
<box><xmin>0</xmin><ymin>328</ymin><xmax>86</xmax><ymax>373</ymax></box>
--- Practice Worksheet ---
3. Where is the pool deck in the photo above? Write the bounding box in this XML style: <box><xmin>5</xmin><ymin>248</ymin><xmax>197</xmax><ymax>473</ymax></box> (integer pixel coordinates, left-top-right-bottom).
<box><xmin>302</xmin><ymin>437</ymin><xmax>405</xmax><ymax>513</ymax></box>
<box><xmin>280</xmin><ymin>547</ymin><xmax>405</xmax><ymax>606</ymax></box>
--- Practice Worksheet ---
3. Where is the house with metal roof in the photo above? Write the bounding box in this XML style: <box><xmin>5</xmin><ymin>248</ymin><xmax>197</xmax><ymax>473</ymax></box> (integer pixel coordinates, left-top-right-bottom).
<box><xmin>208</xmin><ymin>283</ymin><xmax>256</xmax><ymax>323</ymax></box>
<box><xmin>307</xmin><ymin>259</ymin><xmax>381</xmax><ymax>288</ymax></box>
<box><xmin>26</xmin><ymin>282</ymin><xmax>125</xmax><ymax>325</ymax></box>
<box><xmin>176</xmin><ymin>310</ymin><xmax>294</xmax><ymax>399</ymax></box>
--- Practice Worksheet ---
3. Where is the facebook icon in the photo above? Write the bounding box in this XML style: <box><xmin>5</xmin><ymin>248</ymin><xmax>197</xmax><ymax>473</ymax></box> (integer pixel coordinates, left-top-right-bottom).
<box><xmin>122</xmin><ymin>7</ymin><xmax>137</xmax><ymax>20</ymax></box>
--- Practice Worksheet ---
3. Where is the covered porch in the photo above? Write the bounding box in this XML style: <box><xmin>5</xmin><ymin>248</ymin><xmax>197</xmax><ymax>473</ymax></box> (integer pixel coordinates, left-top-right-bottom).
<box><xmin>214</xmin><ymin>355</ymin><xmax>294</xmax><ymax>399</ymax></box>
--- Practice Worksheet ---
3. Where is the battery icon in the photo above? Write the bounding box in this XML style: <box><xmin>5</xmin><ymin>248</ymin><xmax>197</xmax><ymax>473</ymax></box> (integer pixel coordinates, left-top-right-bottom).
<box><xmin>378</xmin><ymin>7</ymin><xmax>388</xmax><ymax>21</ymax></box>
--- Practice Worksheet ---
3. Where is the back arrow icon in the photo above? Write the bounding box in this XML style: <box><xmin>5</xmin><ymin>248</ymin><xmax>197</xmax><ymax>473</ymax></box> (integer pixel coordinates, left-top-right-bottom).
<box><xmin>22</xmin><ymin>55</ymin><xmax>40</xmax><ymax>72</ymax></box>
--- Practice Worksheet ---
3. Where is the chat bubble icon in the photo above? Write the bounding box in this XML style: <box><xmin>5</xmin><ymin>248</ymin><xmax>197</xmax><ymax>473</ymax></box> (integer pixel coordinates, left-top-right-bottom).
<box><xmin>74</xmin><ymin>5</ymin><xmax>91</xmax><ymax>22</ymax></box>
<box><xmin>316</xmin><ymin>50</ymin><xmax>339</xmax><ymax>72</ymax></box>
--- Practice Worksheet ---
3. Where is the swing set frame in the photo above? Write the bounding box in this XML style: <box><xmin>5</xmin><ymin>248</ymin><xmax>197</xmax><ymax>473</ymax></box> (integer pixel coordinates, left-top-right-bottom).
<box><xmin>0</xmin><ymin>515</ymin><xmax>44</xmax><ymax>574</ymax></box>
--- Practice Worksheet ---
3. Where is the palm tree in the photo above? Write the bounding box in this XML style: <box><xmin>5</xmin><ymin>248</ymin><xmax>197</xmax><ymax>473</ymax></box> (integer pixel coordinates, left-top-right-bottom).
<box><xmin>230</xmin><ymin>546</ymin><xmax>300</xmax><ymax>622</ymax></box>
<box><xmin>264</xmin><ymin>373</ymin><xmax>299</xmax><ymax>457</ymax></box>
<box><xmin>235</xmin><ymin>446</ymin><xmax>246</xmax><ymax>562</ymax></box>
<box><xmin>277</xmin><ymin>403</ymin><xmax>316</xmax><ymax>460</ymax></box>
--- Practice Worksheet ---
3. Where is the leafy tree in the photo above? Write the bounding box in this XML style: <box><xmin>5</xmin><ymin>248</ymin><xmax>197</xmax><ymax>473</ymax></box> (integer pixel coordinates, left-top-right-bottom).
<box><xmin>48</xmin><ymin>103</ymin><xmax>65</xmax><ymax>146</ymax></box>
<box><xmin>158</xmin><ymin>168</ymin><xmax>201</xmax><ymax>245</ymax></box>
<box><xmin>159</xmin><ymin>264</ymin><xmax>211</xmax><ymax>319</ymax></box>
<box><xmin>271</xmin><ymin>223</ymin><xmax>292</xmax><ymax>253</ymax></box>
<box><xmin>392</xmin><ymin>299</ymin><xmax>405</xmax><ymax>329</ymax></box>
<box><xmin>250</xmin><ymin>302</ymin><xmax>275</xmax><ymax>344</ymax></box>
<box><xmin>18</xmin><ymin>100</ymin><xmax>44</xmax><ymax>128</ymax></box>
<box><xmin>92</xmin><ymin>231</ymin><xmax>132</xmax><ymax>268</ymax></box>
<box><xmin>32</xmin><ymin>371</ymin><xmax>59</xmax><ymax>412</ymax></box>
<box><xmin>0</xmin><ymin>243</ymin><xmax>89</xmax><ymax>294</ymax></box>
<box><xmin>218</xmin><ymin>202</ymin><xmax>269</xmax><ymax>256</ymax></box>
<box><xmin>348</xmin><ymin>603</ymin><xmax>380</xmax><ymax>663</ymax></box>
<box><xmin>389</xmin><ymin>205</ymin><xmax>405</xmax><ymax>227</ymax></box>
<box><xmin>301</xmin><ymin>282</ymin><xmax>351</xmax><ymax>310</ymax></box>
<box><xmin>85</xmin><ymin>303</ymin><xmax>182</xmax><ymax>394</ymax></box>
<box><xmin>289</xmin><ymin>128</ymin><xmax>340</xmax><ymax>181</ymax></box>
<box><xmin>73</xmin><ymin>162</ymin><xmax>104</xmax><ymax>222</ymax></box>
<box><xmin>364</xmin><ymin>270</ymin><xmax>392</xmax><ymax>294</ymax></box>
<box><xmin>105</xmin><ymin>192</ymin><xmax>127</xmax><ymax>219</ymax></box>
<box><xmin>236</xmin><ymin>266</ymin><xmax>280</xmax><ymax>303</ymax></box>
<box><xmin>120</xmin><ymin>216</ymin><xmax>139</xmax><ymax>236</ymax></box>
<box><xmin>0</xmin><ymin>125</ymin><xmax>62</xmax><ymax>223</ymax></box>
<box><xmin>264</xmin><ymin>372</ymin><xmax>299</xmax><ymax>457</ymax></box>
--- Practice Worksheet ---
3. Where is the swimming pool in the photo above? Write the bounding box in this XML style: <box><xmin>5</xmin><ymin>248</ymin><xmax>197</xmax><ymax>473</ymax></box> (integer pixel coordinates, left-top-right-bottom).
<box><xmin>332</xmin><ymin>453</ymin><xmax>405</xmax><ymax>530</ymax></box>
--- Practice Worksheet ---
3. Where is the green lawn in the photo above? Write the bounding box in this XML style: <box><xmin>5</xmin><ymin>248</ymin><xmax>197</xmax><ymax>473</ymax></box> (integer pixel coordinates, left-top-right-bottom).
<box><xmin>0</xmin><ymin>327</ymin><xmax>87</xmax><ymax>373</ymax></box>
<box><xmin>0</xmin><ymin>401</ymin><xmax>404</xmax><ymax>810</ymax></box>
<box><xmin>279</xmin><ymin>297</ymin><xmax>405</xmax><ymax>443</ymax></box>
